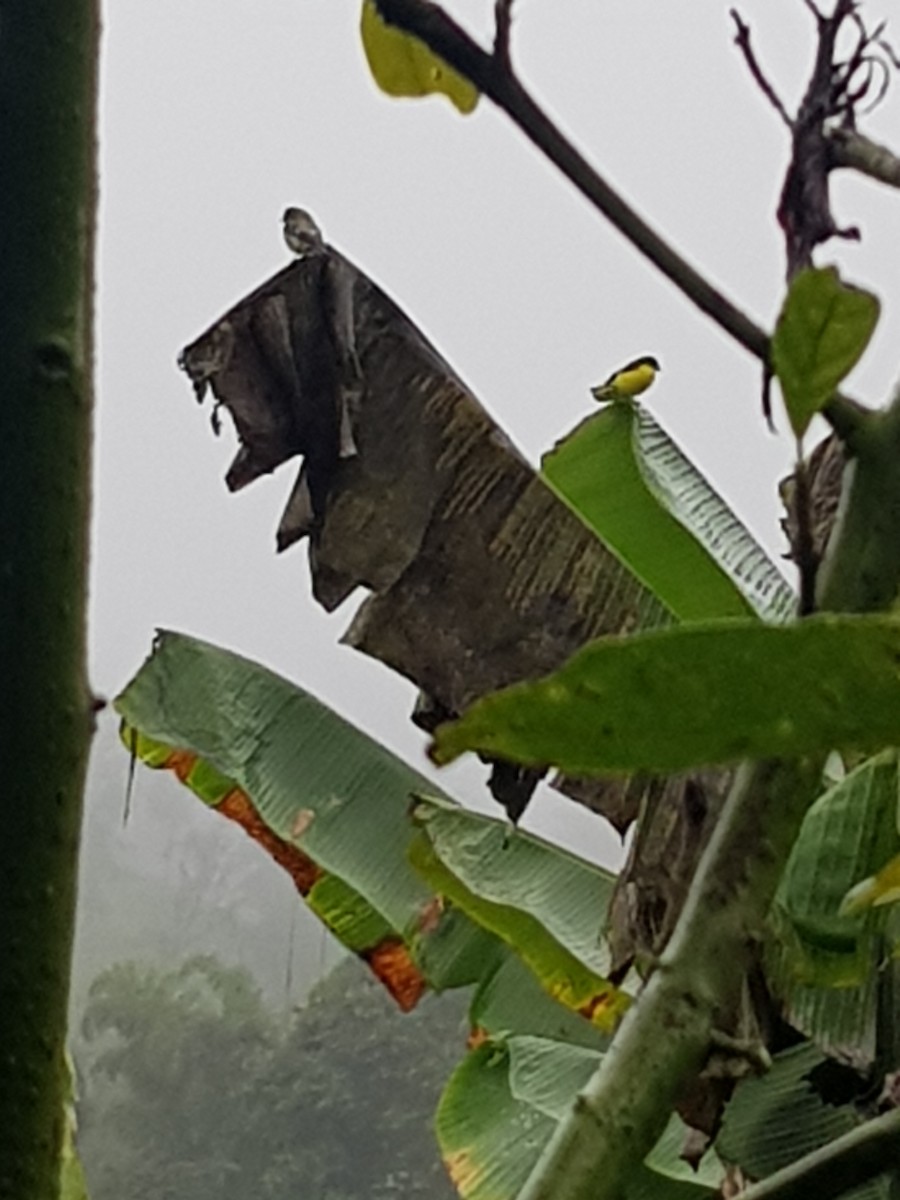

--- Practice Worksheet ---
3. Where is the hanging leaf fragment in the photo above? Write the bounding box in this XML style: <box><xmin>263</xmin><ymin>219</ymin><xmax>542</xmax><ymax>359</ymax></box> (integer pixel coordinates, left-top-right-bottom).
<box><xmin>178</xmin><ymin>213</ymin><xmax>674</xmax><ymax>827</ymax></box>
<box><xmin>766</xmin><ymin>751</ymin><xmax>900</xmax><ymax>1061</ymax></box>
<box><xmin>360</xmin><ymin>0</ymin><xmax>478</xmax><ymax>113</ymax></box>
<box><xmin>772</xmin><ymin>267</ymin><xmax>879</xmax><ymax>438</ymax></box>
<box><xmin>717</xmin><ymin>1044</ymin><xmax>879</xmax><ymax>1184</ymax></box>
<box><xmin>774</xmin><ymin>750</ymin><xmax>899</xmax><ymax>979</ymax></box>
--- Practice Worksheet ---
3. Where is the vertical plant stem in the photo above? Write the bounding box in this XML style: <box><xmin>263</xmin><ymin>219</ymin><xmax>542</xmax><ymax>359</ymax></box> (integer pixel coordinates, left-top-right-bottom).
<box><xmin>516</xmin><ymin>756</ymin><xmax>824</xmax><ymax>1200</ymax></box>
<box><xmin>0</xmin><ymin>3</ymin><xmax>99</xmax><ymax>1196</ymax></box>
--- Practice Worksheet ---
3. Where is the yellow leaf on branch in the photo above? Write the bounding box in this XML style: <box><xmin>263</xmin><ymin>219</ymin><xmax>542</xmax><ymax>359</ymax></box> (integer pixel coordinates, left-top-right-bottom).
<box><xmin>360</xmin><ymin>1</ymin><xmax>479</xmax><ymax>114</ymax></box>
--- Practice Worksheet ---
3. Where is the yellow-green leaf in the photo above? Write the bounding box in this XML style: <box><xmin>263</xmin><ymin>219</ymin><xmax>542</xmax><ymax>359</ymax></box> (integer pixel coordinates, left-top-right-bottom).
<box><xmin>409</xmin><ymin>795</ymin><xmax>628</xmax><ymax>1032</ymax></box>
<box><xmin>360</xmin><ymin>0</ymin><xmax>479</xmax><ymax>114</ymax></box>
<box><xmin>841</xmin><ymin>850</ymin><xmax>900</xmax><ymax>914</ymax></box>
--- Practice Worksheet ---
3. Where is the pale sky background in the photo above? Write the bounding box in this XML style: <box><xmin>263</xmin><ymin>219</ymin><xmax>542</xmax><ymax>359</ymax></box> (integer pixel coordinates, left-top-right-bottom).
<box><xmin>78</xmin><ymin>0</ymin><xmax>900</xmax><ymax>993</ymax></box>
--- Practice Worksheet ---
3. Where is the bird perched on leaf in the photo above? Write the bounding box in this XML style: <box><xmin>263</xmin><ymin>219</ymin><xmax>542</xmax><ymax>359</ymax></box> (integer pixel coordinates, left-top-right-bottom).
<box><xmin>590</xmin><ymin>355</ymin><xmax>661</xmax><ymax>403</ymax></box>
<box><xmin>283</xmin><ymin>207</ymin><xmax>325</xmax><ymax>257</ymax></box>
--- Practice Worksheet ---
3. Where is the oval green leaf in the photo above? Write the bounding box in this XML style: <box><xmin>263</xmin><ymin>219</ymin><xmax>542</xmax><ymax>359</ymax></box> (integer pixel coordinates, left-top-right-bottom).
<box><xmin>772</xmin><ymin>267</ymin><xmax>880</xmax><ymax>438</ymax></box>
<box><xmin>432</xmin><ymin>615</ymin><xmax>900</xmax><ymax>775</ymax></box>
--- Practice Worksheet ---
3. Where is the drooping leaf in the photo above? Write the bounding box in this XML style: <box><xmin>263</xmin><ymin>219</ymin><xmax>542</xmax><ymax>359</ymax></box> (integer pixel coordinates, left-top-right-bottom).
<box><xmin>772</xmin><ymin>267</ymin><xmax>880</xmax><ymax>438</ymax></box>
<box><xmin>360</xmin><ymin>0</ymin><xmax>478</xmax><ymax>113</ymax></box>
<box><xmin>409</xmin><ymin>796</ymin><xmax>627</xmax><ymax>1030</ymax></box>
<box><xmin>774</xmin><ymin>976</ymin><xmax>879</xmax><ymax>1066</ymax></box>
<box><xmin>115</xmin><ymin>631</ymin><xmax>504</xmax><ymax>1008</ymax></box>
<box><xmin>432</xmin><ymin>615</ymin><xmax>900</xmax><ymax>776</ymax></box>
<box><xmin>542</xmin><ymin>403</ymin><xmax>794</xmax><ymax>622</ymax></box>
<box><xmin>765</xmin><ymin>753</ymin><xmax>900</xmax><ymax>1058</ymax></box>
<box><xmin>469</xmin><ymin>952</ymin><xmax>610</xmax><ymax>1051</ymax></box>
<box><xmin>773</xmin><ymin>751</ymin><xmax>899</xmax><ymax>986</ymax></box>
<box><xmin>717</xmin><ymin>1044</ymin><xmax>888</xmax><ymax>1199</ymax></box>
<box><xmin>436</xmin><ymin>1036</ymin><xmax>722</xmax><ymax>1200</ymax></box>
<box><xmin>437</xmin><ymin>1041</ymin><xmax>535</xmax><ymax>1200</ymax></box>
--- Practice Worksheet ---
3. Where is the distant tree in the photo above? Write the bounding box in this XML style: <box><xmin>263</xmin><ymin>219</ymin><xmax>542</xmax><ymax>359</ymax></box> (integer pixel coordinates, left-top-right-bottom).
<box><xmin>76</xmin><ymin>956</ymin><xmax>465</xmax><ymax>1200</ymax></box>
<box><xmin>78</xmin><ymin>957</ymin><xmax>275</xmax><ymax>1200</ymax></box>
<box><xmin>259</xmin><ymin>959</ymin><xmax>466</xmax><ymax>1199</ymax></box>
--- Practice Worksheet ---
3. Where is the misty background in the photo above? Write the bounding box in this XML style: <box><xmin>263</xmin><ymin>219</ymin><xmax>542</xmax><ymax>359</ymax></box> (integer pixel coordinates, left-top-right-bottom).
<box><xmin>74</xmin><ymin>0</ymin><xmax>900</xmax><ymax>1020</ymax></box>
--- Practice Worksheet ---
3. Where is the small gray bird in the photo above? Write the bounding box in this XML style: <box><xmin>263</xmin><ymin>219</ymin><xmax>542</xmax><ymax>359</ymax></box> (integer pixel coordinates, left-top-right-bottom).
<box><xmin>282</xmin><ymin>207</ymin><xmax>324</xmax><ymax>257</ymax></box>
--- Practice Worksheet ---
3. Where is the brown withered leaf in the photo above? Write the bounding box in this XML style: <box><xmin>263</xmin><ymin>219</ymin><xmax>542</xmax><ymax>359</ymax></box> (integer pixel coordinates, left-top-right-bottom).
<box><xmin>179</xmin><ymin>233</ymin><xmax>673</xmax><ymax>825</ymax></box>
<box><xmin>605</xmin><ymin>768</ymin><xmax>734</xmax><ymax>979</ymax></box>
<box><xmin>780</xmin><ymin>433</ymin><xmax>845</xmax><ymax>567</ymax></box>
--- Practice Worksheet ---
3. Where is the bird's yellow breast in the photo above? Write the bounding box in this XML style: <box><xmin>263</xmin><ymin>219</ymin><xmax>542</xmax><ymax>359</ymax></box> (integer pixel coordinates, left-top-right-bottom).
<box><xmin>610</xmin><ymin>361</ymin><xmax>656</xmax><ymax>397</ymax></box>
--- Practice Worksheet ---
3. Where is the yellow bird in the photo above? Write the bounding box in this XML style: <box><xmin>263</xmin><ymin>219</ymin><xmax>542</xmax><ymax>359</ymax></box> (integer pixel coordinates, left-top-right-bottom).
<box><xmin>590</xmin><ymin>355</ymin><xmax>661</xmax><ymax>403</ymax></box>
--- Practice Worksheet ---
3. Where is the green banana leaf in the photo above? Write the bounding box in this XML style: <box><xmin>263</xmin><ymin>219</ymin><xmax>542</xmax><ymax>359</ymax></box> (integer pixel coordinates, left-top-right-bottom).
<box><xmin>542</xmin><ymin>401</ymin><xmax>794</xmax><ymax>623</ymax></box>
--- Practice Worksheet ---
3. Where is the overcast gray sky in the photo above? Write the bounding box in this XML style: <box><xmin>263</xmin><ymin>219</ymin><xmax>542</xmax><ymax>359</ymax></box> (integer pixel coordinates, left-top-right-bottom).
<box><xmin>90</xmin><ymin>0</ymin><xmax>900</xmax><ymax>862</ymax></box>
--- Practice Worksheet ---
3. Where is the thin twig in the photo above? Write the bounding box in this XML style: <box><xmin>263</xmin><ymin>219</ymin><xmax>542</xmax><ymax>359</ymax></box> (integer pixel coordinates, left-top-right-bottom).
<box><xmin>802</xmin><ymin>0</ymin><xmax>824</xmax><ymax>25</ymax></box>
<box><xmin>762</xmin><ymin>364</ymin><xmax>776</xmax><ymax>432</ymax></box>
<box><xmin>494</xmin><ymin>0</ymin><xmax>514</xmax><ymax>71</ymax></box>
<box><xmin>730</xmin><ymin>10</ymin><xmax>793</xmax><ymax>128</ymax></box>
<box><xmin>875</xmin><ymin>28</ymin><xmax>900</xmax><ymax>70</ymax></box>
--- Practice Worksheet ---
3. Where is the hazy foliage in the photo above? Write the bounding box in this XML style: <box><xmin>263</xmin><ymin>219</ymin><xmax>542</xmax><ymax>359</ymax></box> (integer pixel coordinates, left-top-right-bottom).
<box><xmin>76</xmin><ymin>955</ymin><xmax>466</xmax><ymax>1200</ymax></box>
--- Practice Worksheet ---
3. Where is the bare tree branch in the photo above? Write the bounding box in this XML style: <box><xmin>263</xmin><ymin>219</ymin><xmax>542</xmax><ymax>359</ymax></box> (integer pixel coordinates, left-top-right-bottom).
<box><xmin>370</xmin><ymin>1</ymin><xmax>874</xmax><ymax>448</ymax></box>
<box><xmin>828</xmin><ymin>127</ymin><xmax>900</xmax><ymax>187</ymax></box>
<box><xmin>801</xmin><ymin>0</ymin><xmax>824</xmax><ymax>25</ymax></box>
<box><xmin>371</xmin><ymin>0</ymin><xmax>769</xmax><ymax>363</ymax></box>
<box><xmin>493</xmin><ymin>0</ymin><xmax>514</xmax><ymax>72</ymax></box>
<box><xmin>730</xmin><ymin>10</ymin><xmax>793</xmax><ymax>128</ymax></box>
<box><xmin>777</xmin><ymin>0</ymin><xmax>861</xmax><ymax>278</ymax></box>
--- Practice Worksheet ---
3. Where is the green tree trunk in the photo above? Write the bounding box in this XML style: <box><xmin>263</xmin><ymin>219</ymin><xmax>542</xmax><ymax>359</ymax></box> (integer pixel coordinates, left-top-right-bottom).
<box><xmin>0</xmin><ymin>3</ymin><xmax>99</xmax><ymax>1196</ymax></box>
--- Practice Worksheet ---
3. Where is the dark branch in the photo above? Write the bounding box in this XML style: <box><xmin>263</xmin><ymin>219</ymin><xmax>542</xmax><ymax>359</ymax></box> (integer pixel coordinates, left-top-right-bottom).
<box><xmin>372</xmin><ymin>0</ymin><xmax>769</xmax><ymax>363</ymax></box>
<box><xmin>790</xmin><ymin>451</ymin><xmax>818</xmax><ymax>614</ymax></box>
<box><xmin>730</xmin><ymin>10</ymin><xmax>793</xmax><ymax>128</ymax></box>
<box><xmin>777</xmin><ymin>0</ymin><xmax>859</xmax><ymax>277</ymax></box>
<box><xmin>801</xmin><ymin>0</ymin><xmax>824</xmax><ymax>25</ymax></box>
<box><xmin>828</xmin><ymin>127</ymin><xmax>900</xmax><ymax>186</ymax></box>
<box><xmin>371</xmin><ymin>0</ymin><xmax>872</xmax><ymax>447</ymax></box>
<box><xmin>874</xmin><ymin>26</ymin><xmax>900</xmax><ymax>70</ymax></box>
<box><xmin>494</xmin><ymin>0</ymin><xmax>514</xmax><ymax>71</ymax></box>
